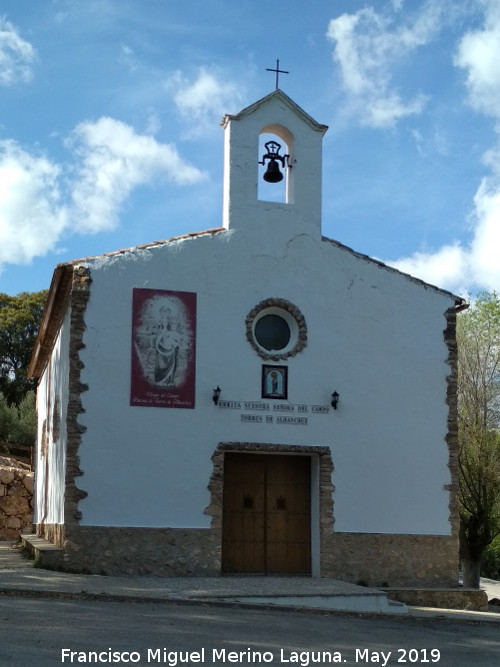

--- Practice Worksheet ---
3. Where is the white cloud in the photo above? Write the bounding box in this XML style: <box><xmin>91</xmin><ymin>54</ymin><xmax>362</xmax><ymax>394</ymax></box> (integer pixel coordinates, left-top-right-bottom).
<box><xmin>390</xmin><ymin>156</ymin><xmax>500</xmax><ymax>294</ymax></box>
<box><xmin>166</xmin><ymin>67</ymin><xmax>246</xmax><ymax>135</ymax></box>
<box><xmin>391</xmin><ymin>0</ymin><xmax>404</xmax><ymax>11</ymax></box>
<box><xmin>455</xmin><ymin>0</ymin><xmax>500</xmax><ymax>117</ymax></box>
<box><xmin>327</xmin><ymin>3</ymin><xmax>443</xmax><ymax>127</ymax></box>
<box><xmin>68</xmin><ymin>117</ymin><xmax>206</xmax><ymax>232</ymax></box>
<box><xmin>390</xmin><ymin>170</ymin><xmax>500</xmax><ymax>294</ymax></box>
<box><xmin>468</xmin><ymin>174</ymin><xmax>500</xmax><ymax>288</ymax></box>
<box><xmin>145</xmin><ymin>110</ymin><xmax>161</xmax><ymax>136</ymax></box>
<box><xmin>119</xmin><ymin>44</ymin><xmax>139</xmax><ymax>74</ymax></box>
<box><xmin>0</xmin><ymin>141</ymin><xmax>67</xmax><ymax>266</ymax></box>
<box><xmin>390</xmin><ymin>150</ymin><xmax>500</xmax><ymax>294</ymax></box>
<box><xmin>0</xmin><ymin>17</ymin><xmax>36</xmax><ymax>85</ymax></box>
<box><xmin>390</xmin><ymin>244</ymin><xmax>469</xmax><ymax>294</ymax></box>
<box><xmin>391</xmin><ymin>1</ymin><xmax>500</xmax><ymax>295</ymax></box>
<box><xmin>0</xmin><ymin>118</ymin><xmax>206</xmax><ymax>270</ymax></box>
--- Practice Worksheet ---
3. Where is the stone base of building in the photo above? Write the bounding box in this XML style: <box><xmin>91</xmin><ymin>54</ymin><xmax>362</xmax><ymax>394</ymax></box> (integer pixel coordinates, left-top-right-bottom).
<box><xmin>36</xmin><ymin>524</ymin><xmax>459</xmax><ymax>586</ymax></box>
<box><xmin>324</xmin><ymin>532</ymin><xmax>459</xmax><ymax>587</ymax></box>
<box><xmin>383</xmin><ymin>587</ymin><xmax>488</xmax><ymax>611</ymax></box>
<box><xmin>37</xmin><ymin>521</ymin><xmax>65</xmax><ymax>547</ymax></box>
<box><xmin>37</xmin><ymin>524</ymin><xmax>220</xmax><ymax>576</ymax></box>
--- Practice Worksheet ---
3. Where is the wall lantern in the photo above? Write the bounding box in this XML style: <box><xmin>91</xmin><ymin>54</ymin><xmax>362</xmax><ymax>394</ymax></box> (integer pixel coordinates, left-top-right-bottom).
<box><xmin>213</xmin><ymin>386</ymin><xmax>221</xmax><ymax>405</ymax></box>
<box><xmin>331</xmin><ymin>391</ymin><xmax>340</xmax><ymax>410</ymax></box>
<box><xmin>259</xmin><ymin>140</ymin><xmax>290</xmax><ymax>183</ymax></box>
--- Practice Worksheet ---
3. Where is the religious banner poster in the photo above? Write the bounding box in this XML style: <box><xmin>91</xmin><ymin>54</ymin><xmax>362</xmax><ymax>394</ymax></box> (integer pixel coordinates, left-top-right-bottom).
<box><xmin>130</xmin><ymin>288</ymin><xmax>196</xmax><ymax>409</ymax></box>
<box><xmin>262</xmin><ymin>365</ymin><xmax>288</xmax><ymax>400</ymax></box>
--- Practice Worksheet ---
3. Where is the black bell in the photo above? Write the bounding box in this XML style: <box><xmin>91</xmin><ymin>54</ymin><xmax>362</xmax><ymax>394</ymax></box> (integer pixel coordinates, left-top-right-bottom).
<box><xmin>263</xmin><ymin>158</ymin><xmax>284</xmax><ymax>183</ymax></box>
<box><xmin>260</xmin><ymin>140</ymin><xmax>289</xmax><ymax>184</ymax></box>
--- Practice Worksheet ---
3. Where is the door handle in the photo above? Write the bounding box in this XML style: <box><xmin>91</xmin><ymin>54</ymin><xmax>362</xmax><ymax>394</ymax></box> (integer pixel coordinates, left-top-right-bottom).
<box><xmin>243</xmin><ymin>495</ymin><xmax>253</xmax><ymax>509</ymax></box>
<box><xmin>276</xmin><ymin>496</ymin><xmax>286</xmax><ymax>510</ymax></box>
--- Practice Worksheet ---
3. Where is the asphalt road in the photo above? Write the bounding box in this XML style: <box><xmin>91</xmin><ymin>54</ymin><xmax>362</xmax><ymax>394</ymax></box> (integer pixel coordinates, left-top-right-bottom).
<box><xmin>1</xmin><ymin>596</ymin><xmax>499</xmax><ymax>667</ymax></box>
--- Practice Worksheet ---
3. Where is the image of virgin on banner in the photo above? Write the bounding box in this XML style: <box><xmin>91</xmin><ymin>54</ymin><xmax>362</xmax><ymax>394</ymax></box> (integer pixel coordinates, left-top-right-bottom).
<box><xmin>130</xmin><ymin>289</ymin><xmax>196</xmax><ymax>408</ymax></box>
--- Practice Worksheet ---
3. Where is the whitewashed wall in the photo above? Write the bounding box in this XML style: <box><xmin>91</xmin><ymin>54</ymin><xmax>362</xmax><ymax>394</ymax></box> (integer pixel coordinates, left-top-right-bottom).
<box><xmin>34</xmin><ymin>308</ymin><xmax>70</xmax><ymax>525</ymax></box>
<box><xmin>76</xmin><ymin>229</ymin><xmax>454</xmax><ymax>535</ymax></box>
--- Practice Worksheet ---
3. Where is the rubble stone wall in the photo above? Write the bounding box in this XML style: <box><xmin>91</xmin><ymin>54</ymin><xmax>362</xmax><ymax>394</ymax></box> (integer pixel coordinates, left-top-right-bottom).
<box><xmin>40</xmin><ymin>525</ymin><xmax>219</xmax><ymax>576</ymax></box>
<box><xmin>0</xmin><ymin>456</ymin><xmax>34</xmax><ymax>540</ymax></box>
<box><xmin>384</xmin><ymin>587</ymin><xmax>488</xmax><ymax>611</ymax></box>
<box><xmin>325</xmin><ymin>532</ymin><xmax>459</xmax><ymax>587</ymax></box>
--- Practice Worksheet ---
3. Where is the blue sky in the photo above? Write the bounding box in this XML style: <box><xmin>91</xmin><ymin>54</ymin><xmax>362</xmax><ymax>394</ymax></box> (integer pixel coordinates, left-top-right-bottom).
<box><xmin>1</xmin><ymin>0</ymin><xmax>500</xmax><ymax>297</ymax></box>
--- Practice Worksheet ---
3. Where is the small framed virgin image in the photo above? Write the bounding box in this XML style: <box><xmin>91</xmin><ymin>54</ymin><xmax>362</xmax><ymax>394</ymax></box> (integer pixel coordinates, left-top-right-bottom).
<box><xmin>262</xmin><ymin>365</ymin><xmax>288</xmax><ymax>400</ymax></box>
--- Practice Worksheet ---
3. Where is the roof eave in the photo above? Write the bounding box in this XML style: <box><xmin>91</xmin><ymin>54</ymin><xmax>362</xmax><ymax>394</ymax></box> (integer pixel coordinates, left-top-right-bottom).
<box><xmin>28</xmin><ymin>264</ymin><xmax>74</xmax><ymax>379</ymax></box>
<box><xmin>321</xmin><ymin>235</ymin><xmax>467</xmax><ymax>309</ymax></box>
<box><xmin>221</xmin><ymin>89</ymin><xmax>328</xmax><ymax>135</ymax></box>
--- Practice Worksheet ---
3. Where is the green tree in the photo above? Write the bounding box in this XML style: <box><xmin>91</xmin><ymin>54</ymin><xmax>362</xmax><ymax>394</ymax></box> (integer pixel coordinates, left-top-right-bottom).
<box><xmin>0</xmin><ymin>390</ymin><xmax>36</xmax><ymax>450</ymax></box>
<box><xmin>0</xmin><ymin>391</ymin><xmax>15</xmax><ymax>443</ymax></box>
<box><xmin>10</xmin><ymin>391</ymin><xmax>37</xmax><ymax>447</ymax></box>
<box><xmin>482</xmin><ymin>535</ymin><xmax>500</xmax><ymax>580</ymax></box>
<box><xmin>0</xmin><ymin>290</ymin><xmax>47</xmax><ymax>406</ymax></box>
<box><xmin>458</xmin><ymin>291</ymin><xmax>500</xmax><ymax>588</ymax></box>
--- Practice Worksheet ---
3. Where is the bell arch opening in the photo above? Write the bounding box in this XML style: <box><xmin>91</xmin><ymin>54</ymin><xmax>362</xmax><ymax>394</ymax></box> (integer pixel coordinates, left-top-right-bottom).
<box><xmin>258</xmin><ymin>124</ymin><xmax>294</xmax><ymax>204</ymax></box>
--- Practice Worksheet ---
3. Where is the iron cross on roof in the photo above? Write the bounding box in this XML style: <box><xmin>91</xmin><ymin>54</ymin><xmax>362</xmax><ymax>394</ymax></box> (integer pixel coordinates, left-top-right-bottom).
<box><xmin>266</xmin><ymin>59</ymin><xmax>289</xmax><ymax>90</ymax></box>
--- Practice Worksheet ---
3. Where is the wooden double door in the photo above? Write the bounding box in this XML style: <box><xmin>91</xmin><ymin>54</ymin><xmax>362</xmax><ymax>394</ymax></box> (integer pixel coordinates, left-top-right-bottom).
<box><xmin>222</xmin><ymin>453</ymin><xmax>311</xmax><ymax>574</ymax></box>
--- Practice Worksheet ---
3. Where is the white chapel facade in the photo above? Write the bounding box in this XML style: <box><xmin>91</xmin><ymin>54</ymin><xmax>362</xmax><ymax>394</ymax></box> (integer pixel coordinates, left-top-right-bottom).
<box><xmin>29</xmin><ymin>90</ymin><xmax>464</xmax><ymax>585</ymax></box>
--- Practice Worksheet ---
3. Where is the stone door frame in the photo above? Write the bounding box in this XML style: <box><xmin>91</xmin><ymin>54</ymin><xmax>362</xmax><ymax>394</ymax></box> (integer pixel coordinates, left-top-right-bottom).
<box><xmin>205</xmin><ymin>442</ymin><xmax>334</xmax><ymax>576</ymax></box>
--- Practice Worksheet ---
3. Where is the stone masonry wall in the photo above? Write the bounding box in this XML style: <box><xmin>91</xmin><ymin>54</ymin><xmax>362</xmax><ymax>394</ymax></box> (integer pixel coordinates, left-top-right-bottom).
<box><xmin>0</xmin><ymin>456</ymin><xmax>34</xmax><ymax>540</ymax></box>
<box><xmin>384</xmin><ymin>587</ymin><xmax>488</xmax><ymax>611</ymax></box>
<box><xmin>63</xmin><ymin>266</ymin><xmax>91</xmax><ymax>544</ymax></box>
<box><xmin>46</xmin><ymin>526</ymin><xmax>219</xmax><ymax>576</ymax></box>
<box><xmin>326</xmin><ymin>532</ymin><xmax>459</xmax><ymax>587</ymax></box>
<box><xmin>38</xmin><ymin>526</ymin><xmax>459</xmax><ymax>584</ymax></box>
<box><xmin>444</xmin><ymin>306</ymin><xmax>460</xmax><ymax>538</ymax></box>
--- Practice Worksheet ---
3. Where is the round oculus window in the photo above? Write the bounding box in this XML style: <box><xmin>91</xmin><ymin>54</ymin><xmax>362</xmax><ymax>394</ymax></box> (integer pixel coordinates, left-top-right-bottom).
<box><xmin>246</xmin><ymin>299</ymin><xmax>307</xmax><ymax>360</ymax></box>
<box><xmin>254</xmin><ymin>314</ymin><xmax>291</xmax><ymax>351</ymax></box>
